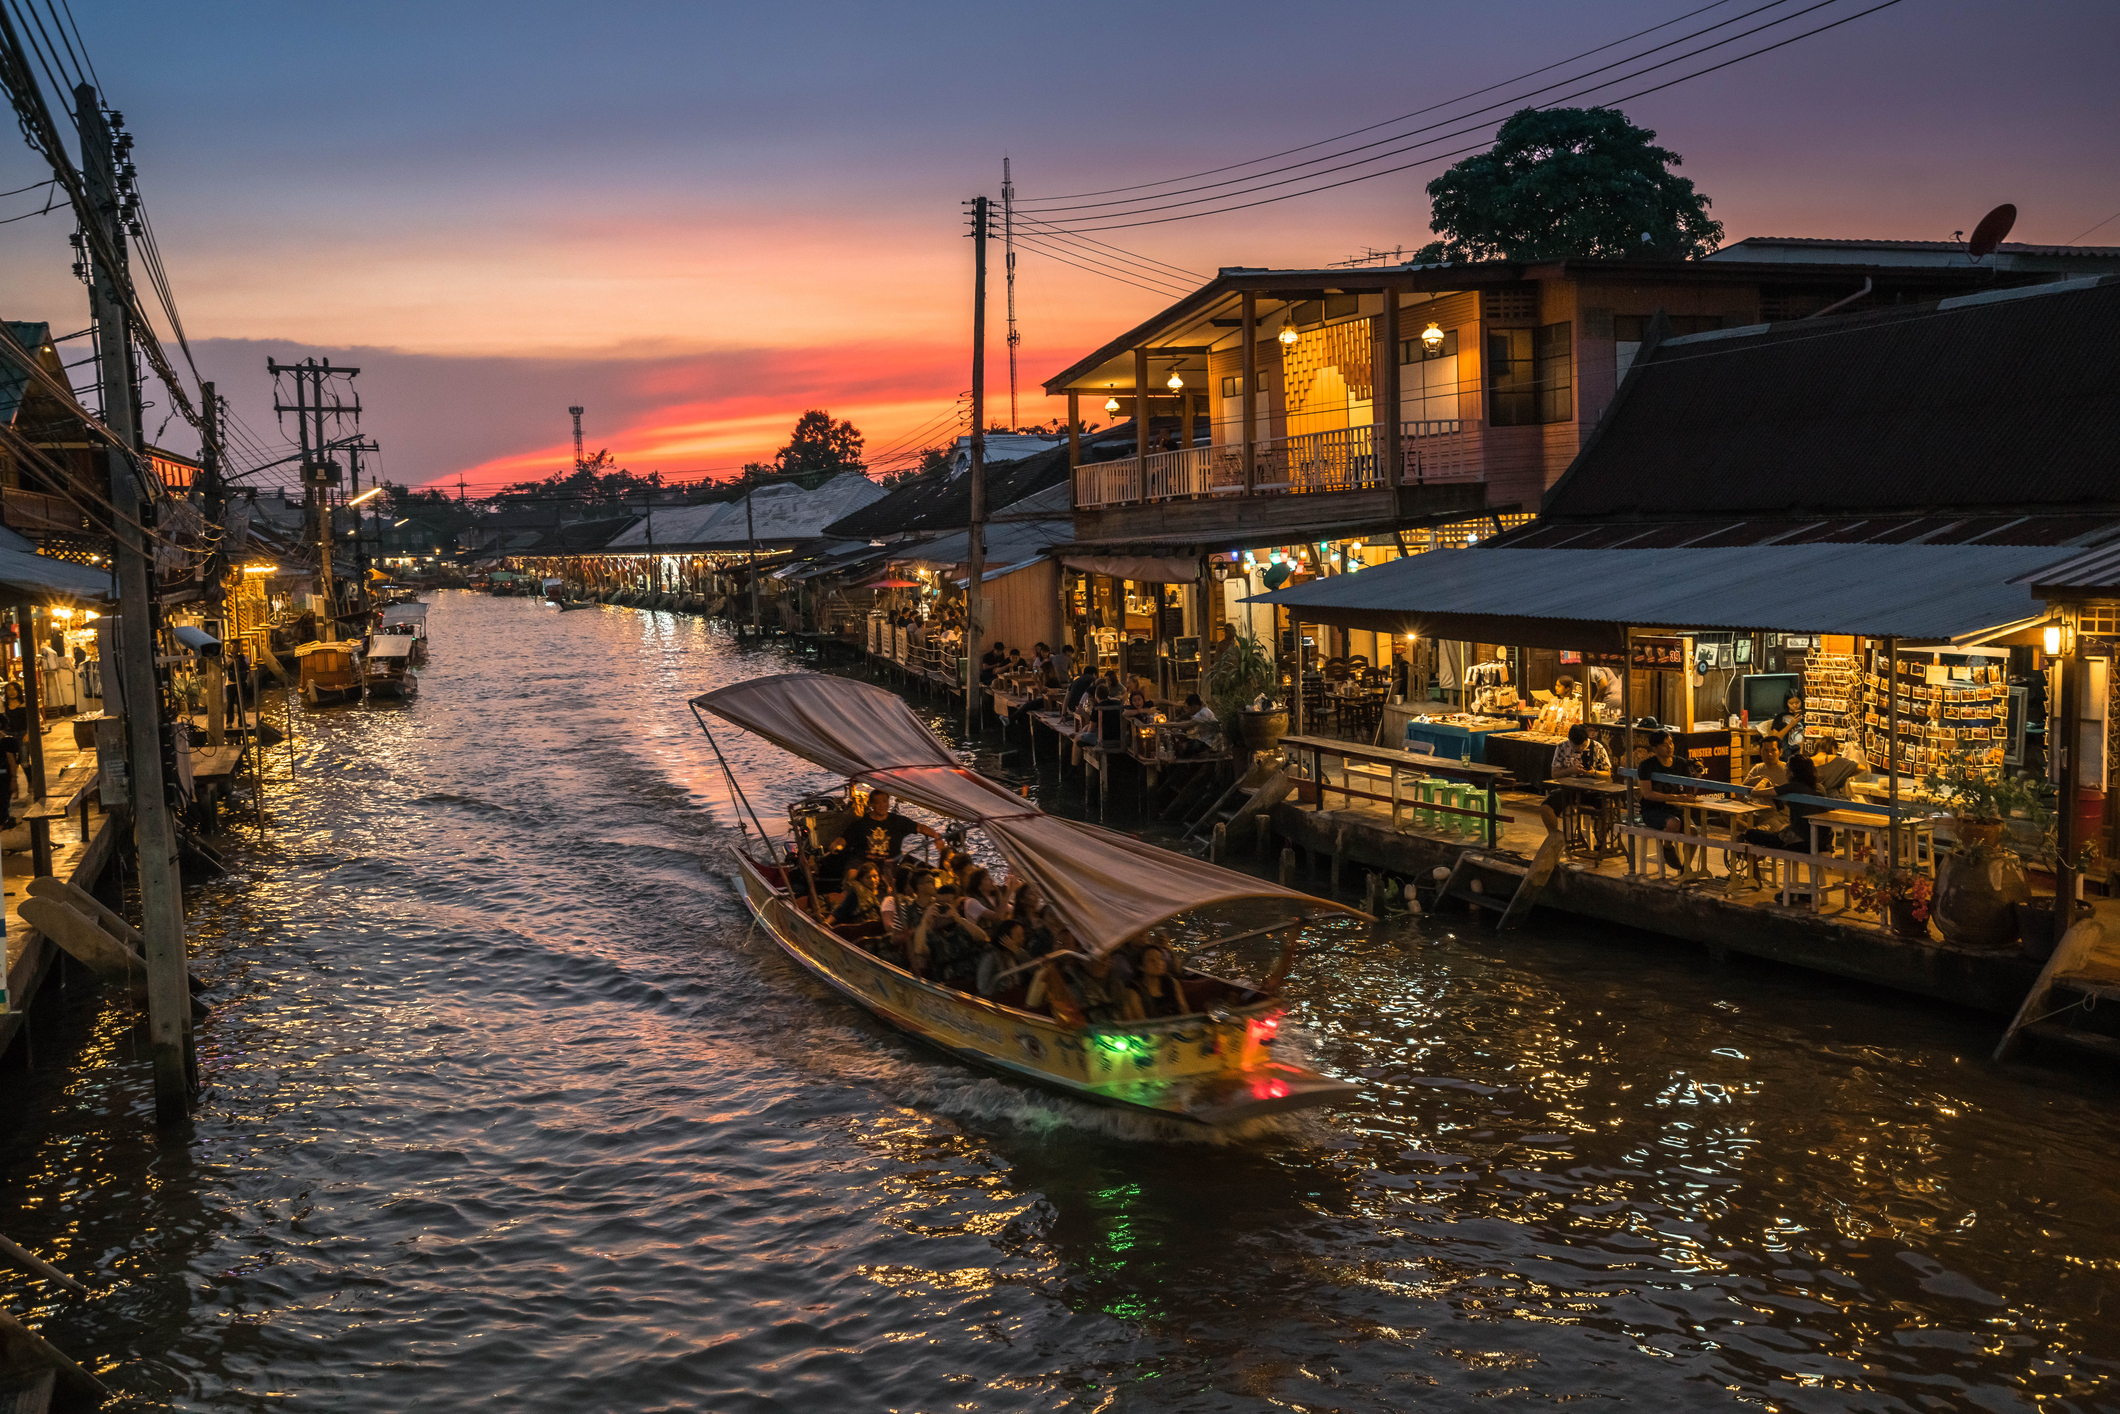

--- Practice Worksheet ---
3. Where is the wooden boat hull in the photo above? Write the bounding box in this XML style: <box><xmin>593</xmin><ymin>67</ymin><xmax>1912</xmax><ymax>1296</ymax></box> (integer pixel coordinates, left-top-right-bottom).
<box><xmin>301</xmin><ymin>683</ymin><xmax>362</xmax><ymax>708</ymax></box>
<box><xmin>730</xmin><ymin>850</ymin><xmax>1356</xmax><ymax>1126</ymax></box>
<box><xmin>366</xmin><ymin>674</ymin><xmax>417</xmax><ymax>700</ymax></box>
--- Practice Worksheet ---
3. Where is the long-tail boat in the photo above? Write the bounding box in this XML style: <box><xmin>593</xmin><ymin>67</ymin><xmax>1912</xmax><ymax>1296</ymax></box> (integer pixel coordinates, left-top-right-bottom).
<box><xmin>691</xmin><ymin>674</ymin><xmax>1362</xmax><ymax>1126</ymax></box>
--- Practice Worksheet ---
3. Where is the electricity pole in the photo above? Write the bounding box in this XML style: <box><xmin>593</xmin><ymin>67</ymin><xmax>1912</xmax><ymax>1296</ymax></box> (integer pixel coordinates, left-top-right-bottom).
<box><xmin>200</xmin><ymin>383</ymin><xmax>227</xmax><ymax>749</ymax></box>
<box><xmin>80</xmin><ymin>84</ymin><xmax>191</xmax><ymax>1122</ymax></box>
<box><xmin>965</xmin><ymin>195</ymin><xmax>988</xmax><ymax>740</ymax></box>
<box><xmin>345</xmin><ymin>436</ymin><xmax>379</xmax><ymax>617</ymax></box>
<box><xmin>268</xmin><ymin>358</ymin><xmax>360</xmax><ymax>641</ymax></box>
<box><xmin>569</xmin><ymin>405</ymin><xmax>585</xmax><ymax>474</ymax></box>
<box><xmin>1003</xmin><ymin>159</ymin><xmax>1018</xmax><ymax>431</ymax></box>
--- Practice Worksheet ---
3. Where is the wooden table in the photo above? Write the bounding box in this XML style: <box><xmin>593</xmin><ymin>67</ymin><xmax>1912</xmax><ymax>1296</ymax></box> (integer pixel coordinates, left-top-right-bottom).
<box><xmin>1809</xmin><ymin>806</ymin><xmax>1938</xmax><ymax>892</ymax></box>
<box><xmin>1670</xmin><ymin>796</ymin><xmax>1766</xmax><ymax>889</ymax></box>
<box><xmin>1553</xmin><ymin>777</ymin><xmax>1629</xmax><ymax>860</ymax></box>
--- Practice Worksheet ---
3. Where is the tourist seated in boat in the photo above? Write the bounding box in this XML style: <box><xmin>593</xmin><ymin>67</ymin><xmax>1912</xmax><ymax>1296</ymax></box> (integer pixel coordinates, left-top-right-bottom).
<box><xmin>975</xmin><ymin>918</ymin><xmax>1032</xmax><ymax>1002</ymax></box>
<box><xmin>1537</xmin><ymin>722</ymin><xmax>1613</xmax><ymax>833</ymax></box>
<box><xmin>962</xmin><ymin>866</ymin><xmax>1004</xmax><ymax>925</ymax></box>
<box><xmin>832</xmin><ymin>862</ymin><xmax>886</xmax><ymax>929</ymax></box>
<box><xmin>916</xmin><ymin>890</ymin><xmax>989</xmax><ymax>988</ymax></box>
<box><xmin>1133</xmin><ymin>945</ymin><xmax>1190</xmax><ymax>1018</ymax></box>
<box><xmin>880</xmin><ymin>870</ymin><xmax>935</xmax><ymax>949</ymax></box>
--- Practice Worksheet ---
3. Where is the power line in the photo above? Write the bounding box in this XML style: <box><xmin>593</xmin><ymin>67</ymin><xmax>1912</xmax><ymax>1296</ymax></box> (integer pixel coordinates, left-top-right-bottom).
<box><xmin>1020</xmin><ymin>0</ymin><xmax>1840</xmax><ymax>222</ymax></box>
<box><xmin>1034</xmin><ymin>0</ymin><xmax>1909</xmax><ymax>234</ymax></box>
<box><xmin>2064</xmin><ymin>208</ymin><xmax>2120</xmax><ymax>245</ymax></box>
<box><xmin>1026</xmin><ymin>0</ymin><xmax>1747</xmax><ymax>201</ymax></box>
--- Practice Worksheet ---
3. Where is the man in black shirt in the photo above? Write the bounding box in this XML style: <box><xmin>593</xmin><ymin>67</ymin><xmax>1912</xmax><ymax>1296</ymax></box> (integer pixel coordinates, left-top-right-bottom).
<box><xmin>1637</xmin><ymin>730</ymin><xmax>1690</xmax><ymax>870</ymax></box>
<box><xmin>1063</xmin><ymin>665</ymin><xmax>1098</xmax><ymax>716</ymax></box>
<box><xmin>978</xmin><ymin>640</ymin><xmax>1008</xmax><ymax>686</ymax></box>
<box><xmin>835</xmin><ymin>790</ymin><xmax>941</xmax><ymax>866</ymax></box>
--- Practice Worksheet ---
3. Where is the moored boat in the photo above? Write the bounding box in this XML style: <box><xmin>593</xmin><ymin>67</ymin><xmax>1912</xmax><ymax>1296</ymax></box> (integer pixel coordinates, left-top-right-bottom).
<box><xmin>378</xmin><ymin>602</ymin><xmax>429</xmax><ymax>663</ymax></box>
<box><xmin>364</xmin><ymin>634</ymin><xmax>419</xmax><ymax>699</ymax></box>
<box><xmin>693</xmin><ymin>674</ymin><xmax>1363</xmax><ymax>1126</ymax></box>
<box><xmin>291</xmin><ymin>641</ymin><xmax>363</xmax><ymax>708</ymax></box>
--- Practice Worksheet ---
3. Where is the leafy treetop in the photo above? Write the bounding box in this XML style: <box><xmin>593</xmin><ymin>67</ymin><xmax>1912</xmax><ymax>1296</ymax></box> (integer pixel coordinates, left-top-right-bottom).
<box><xmin>1413</xmin><ymin>107</ymin><xmax>1722</xmax><ymax>265</ymax></box>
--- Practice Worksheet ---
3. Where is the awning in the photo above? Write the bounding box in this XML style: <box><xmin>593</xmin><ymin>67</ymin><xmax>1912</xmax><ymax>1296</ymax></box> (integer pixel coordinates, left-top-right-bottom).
<box><xmin>1062</xmin><ymin>554</ymin><xmax>1199</xmax><ymax>583</ymax></box>
<box><xmin>379</xmin><ymin>603</ymin><xmax>428</xmax><ymax>627</ymax></box>
<box><xmin>693</xmin><ymin>674</ymin><xmax>1358</xmax><ymax>956</ymax></box>
<box><xmin>368</xmin><ymin>635</ymin><xmax>416</xmax><ymax>659</ymax></box>
<box><xmin>1245</xmin><ymin>542</ymin><xmax>2067</xmax><ymax>647</ymax></box>
<box><xmin>0</xmin><ymin>547</ymin><xmax>111</xmax><ymax>602</ymax></box>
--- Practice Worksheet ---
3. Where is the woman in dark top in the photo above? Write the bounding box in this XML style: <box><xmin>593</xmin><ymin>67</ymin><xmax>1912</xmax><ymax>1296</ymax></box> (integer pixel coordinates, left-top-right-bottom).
<box><xmin>1744</xmin><ymin>752</ymin><xmax>1824</xmax><ymax>852</ymax></box>
<box><xmin>1133</xmin><ymin>945</ymin><xmax>1190</xmax><ymax>1019</ymax></box>
<box><xmin>832</xmin><ymin>863</ymin><xmax>885</xmax><ymax>928</ymax></box>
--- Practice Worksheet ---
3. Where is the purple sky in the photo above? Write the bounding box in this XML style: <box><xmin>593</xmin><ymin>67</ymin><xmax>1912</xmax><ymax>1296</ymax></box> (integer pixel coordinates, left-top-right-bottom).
<box><xmin>2</xmin><ymin>0</ymin><xmax>2114</xmax><ymax>491</ymax></box>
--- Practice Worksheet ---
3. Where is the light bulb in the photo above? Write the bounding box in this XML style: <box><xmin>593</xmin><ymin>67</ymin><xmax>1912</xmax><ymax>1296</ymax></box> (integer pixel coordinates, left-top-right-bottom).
<box><xmin>1166</xmin><ymin>370</ymin><xmax>1184</xmax><ymax>391</ymax></box>
<box><xmin>1278</xmin><ymin>324</ymin><xmax>1299</xmax><ymax>346</ymax></box>
<box><xmin>1421</xmin><ymin>321</ymin><xmax>1445</xmax><ymax>351</ymax></box>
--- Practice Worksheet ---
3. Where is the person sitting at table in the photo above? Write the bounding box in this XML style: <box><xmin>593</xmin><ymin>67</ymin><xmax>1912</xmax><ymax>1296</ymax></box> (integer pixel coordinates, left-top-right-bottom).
<box><xmin>1638</xmin><ymin>730</ymin><xmax>1691</xmax><ymax>870</ymax></box>
<box><xmin>1537</xmin><ymin>722</ymin><xmax>1611</xmax><ymax>834</ymax></box>
<box><xmin>1063</xmin><ymin>661</ymin><xmax>1098</xmax><ymax>716</ymax></box>
<box><xmin>1121</xmin><ymin>688</ymin><xmax>1155</xmax><ymax>725</ymax></box>
<box><xmin>1808</xmin><ymin>735</ymin><xmax>1864</xmax><ymax>799</ymax></box>
<box><xmin>1741</xmin><ymin>751</ymin><xmax>1826</xmax><ymax>881</ymax></box>
<box><xmin>978</xmin><ymin>640</ymin><xmax>1008</xmax><ymax>686</ymax></box>
<box><xmin>1177</xmin><ymin>693</ymin><xmax>1218</xmax><ymax>757</ymax></box>
<box><xmin>1744</xmin><ymin>738</ymin><xmax>1790</xmax><ymax>790</ymax></box>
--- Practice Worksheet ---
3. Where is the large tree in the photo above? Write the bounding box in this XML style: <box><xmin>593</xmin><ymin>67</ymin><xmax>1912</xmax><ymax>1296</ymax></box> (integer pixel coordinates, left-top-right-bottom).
<box><xmin>1414</xmin><ymin>107</ymin><xmax>1722</xmax><ymax>264</ymax></box>
<box><xmin>775</xmin><ymin>410</ymin><xmax>864</xmax><ymax>486</ymax></box>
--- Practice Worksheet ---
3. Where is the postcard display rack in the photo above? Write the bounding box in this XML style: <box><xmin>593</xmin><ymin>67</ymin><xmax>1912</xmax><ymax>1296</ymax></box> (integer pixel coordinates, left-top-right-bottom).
<box><xmin>1806</xmin><ymin>649</ymin><xmax>2007</xmax><ymax>774</ymax></box>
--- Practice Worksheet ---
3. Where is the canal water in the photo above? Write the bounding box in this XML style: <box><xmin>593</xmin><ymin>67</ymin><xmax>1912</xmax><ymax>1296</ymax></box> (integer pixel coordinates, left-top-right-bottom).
<box><xmin>4</xmin><ymin>591</ymin><xmax>2118</xmax><ymax>1412</ymax></box>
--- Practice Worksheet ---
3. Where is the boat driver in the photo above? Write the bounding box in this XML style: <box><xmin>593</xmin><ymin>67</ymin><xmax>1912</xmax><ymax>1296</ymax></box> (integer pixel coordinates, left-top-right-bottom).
<box><xmin>833</xmin><ymin>790</ymin><xmax>942</xmax><ymax>871</ymax></box>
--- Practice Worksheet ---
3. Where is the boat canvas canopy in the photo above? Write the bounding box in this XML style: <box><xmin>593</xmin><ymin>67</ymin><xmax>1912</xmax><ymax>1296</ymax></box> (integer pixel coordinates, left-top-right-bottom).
<box><xmin>694</xmin><ymin>675</ymin><xmax>1358</xmax><ymax>956</ymax></box>
<box><xmin>368</xmin><ymin>635</ymin><xmax>416</xmax><ymax>659</ymax></box>
<box><xmin>379</xmin><ymin>603</ymin><xmax>428</xmax><ymax>627</ymax></box>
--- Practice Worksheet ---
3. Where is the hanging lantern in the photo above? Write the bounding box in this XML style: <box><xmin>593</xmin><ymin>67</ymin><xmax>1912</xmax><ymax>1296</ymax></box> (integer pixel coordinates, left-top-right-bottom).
<box><xmin>1278</xmin><ymin>323</ymin><xmax>1300</xmax><ymax>346</ymax></box>
<box><xmin>1166</xmin><ymin>369</ymin><xmax>1185</xmax><ymax>391</ymax></box>
<box><xmin>1420</xmin><ymin>321</ymin><xmax>1445</xmax><ymax>352</ymax></box>
<box><xmin>1104</xmin><ymin>392</ymin><xmax>1121</xmax><ymax>415</ymax></box>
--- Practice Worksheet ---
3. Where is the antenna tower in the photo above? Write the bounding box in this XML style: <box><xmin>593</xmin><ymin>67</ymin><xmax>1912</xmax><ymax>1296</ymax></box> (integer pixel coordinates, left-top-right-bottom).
<box><xmin>568</xmin><ymin>405</ymin><xmax>585</xmax><ymax>474</ymax></box>
<box><xmin>1003</xmin><ymin>157</ymin><xmax>1018</xmax><ymax>431</ymax></box>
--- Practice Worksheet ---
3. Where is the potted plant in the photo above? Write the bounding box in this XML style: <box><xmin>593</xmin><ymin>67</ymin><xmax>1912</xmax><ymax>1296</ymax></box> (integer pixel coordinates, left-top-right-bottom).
<box><xmin>1203</xmin><ymin>632</ymin><xmax>1285</xmax><ymax>756</ymax></box>
<box><xmin>1922</xmin><ymin>750</ymin><xmax>2036</xmax><ymax>947</ymax></box>
<box><xmin>1846</xmin><ymin>852</ymin><xmax>1935</xmax><ymax>938</ymax></box>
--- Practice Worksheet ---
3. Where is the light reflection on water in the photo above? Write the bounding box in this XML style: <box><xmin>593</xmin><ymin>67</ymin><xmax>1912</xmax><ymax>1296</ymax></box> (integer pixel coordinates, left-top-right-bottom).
<box><xmin>1</xmin><ymin>590</ymin><xmax>2117</xmax><ymax>1411</ymax></box>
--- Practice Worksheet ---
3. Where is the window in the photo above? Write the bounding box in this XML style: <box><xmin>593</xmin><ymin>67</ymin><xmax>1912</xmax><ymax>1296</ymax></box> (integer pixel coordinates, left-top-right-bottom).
<box><xmin>1400</xmin><ymin>328</ymin><xmax>1458</xmax><ymax>363</ymax></box>
<box><xmin>1220</xmin><ymin>374</ymin><xmax>1244</xmax><ymax>397</ymax></box>
<box><xmin>1488</xmin><ymin>322</ymin><xmax>1571</xmax><ymax>426</ymax></box>
<box><xmin>1535</xmin><ymin>321</ymin><xmax>1572</xmax><ymax>423</ymax></box>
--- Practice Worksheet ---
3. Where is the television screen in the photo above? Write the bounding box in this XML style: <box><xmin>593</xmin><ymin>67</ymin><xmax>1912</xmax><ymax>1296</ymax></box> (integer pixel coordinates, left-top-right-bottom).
<box><xmin>1743</xmin><ymin>672</ymin><xmax>1802</xmax><ymax>721</ymax></box>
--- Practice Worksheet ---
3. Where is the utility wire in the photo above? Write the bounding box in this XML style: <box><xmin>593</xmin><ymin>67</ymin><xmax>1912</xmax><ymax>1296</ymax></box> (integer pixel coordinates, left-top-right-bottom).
<box><xmin>1021</xmin><ymin>0</ymin><xmax>1804</xmax><ymax>217</ymax></box>
<box><xmin>2064</xmin><ymin>208</ymin><xmax>2120</xmax><ymax>245</ymax></box>
<box><xmin>1022</xmin><ymin>0</ymin><xmax>1846</xmax><ymax>223</ymax></box>
<box><xmin>1037</xmin><ymin>0</ymin><xmax>1908</xmax><ymax>234</ymax></box>
<box><xmin>1027</xmin><ymin>0</ymin><xmax>1746</xmax><ymax>200</ymax></box>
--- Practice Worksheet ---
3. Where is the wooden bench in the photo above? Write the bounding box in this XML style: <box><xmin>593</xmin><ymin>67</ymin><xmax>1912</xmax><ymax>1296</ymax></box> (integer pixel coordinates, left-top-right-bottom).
<box><xmin>19</xmin><ymin>759</ymin><xmax>99</xmax><ymax>875</ymax></box>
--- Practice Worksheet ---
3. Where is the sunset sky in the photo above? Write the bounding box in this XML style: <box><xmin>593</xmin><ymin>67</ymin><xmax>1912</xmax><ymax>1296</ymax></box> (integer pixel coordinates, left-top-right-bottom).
<box><xmin>2</xmin><ymin>0</ymin><xmax>2115</xmax><ymax>493</ymax></box>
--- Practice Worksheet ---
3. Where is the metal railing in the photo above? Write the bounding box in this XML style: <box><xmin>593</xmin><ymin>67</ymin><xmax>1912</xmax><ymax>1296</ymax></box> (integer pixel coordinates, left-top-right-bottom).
<box><xmin>1072</xmin><ymin>420</ymin><xmax>1482</xmax><ymax>508</ymax></box>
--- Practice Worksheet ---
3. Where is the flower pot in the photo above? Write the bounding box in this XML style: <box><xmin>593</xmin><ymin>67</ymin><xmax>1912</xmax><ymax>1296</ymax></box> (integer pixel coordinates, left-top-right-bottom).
<box><xmin>1888</xmin><ymin>897</ymin><xmax>1930</xmax><ymax>939</ymax></box>
<box><xmin>2015</xmin><ymin>899</ymin><xmax>2094</xmax><ymax>961</ymax></box>
<box><xmin>1953</xmin><ymin>817</ymin><xmax>2005</xmax><ymax>850</ymax></box>
<box><xmin>1237</xmin><ymin>707</ymin><xmax>1290</xmax><ymax>755</ymax></box>
<box><xmin>1931</xmin><ymin>851</ymin><xmax>2030</xmax><ymax>948</ymax></box>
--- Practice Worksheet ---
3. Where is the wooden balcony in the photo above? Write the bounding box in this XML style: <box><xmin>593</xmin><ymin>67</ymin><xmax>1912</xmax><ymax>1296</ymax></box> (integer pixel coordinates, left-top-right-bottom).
<box><xmin>0</xmin><ymin>486</ymin><xmax>94</xmax><ymax>537</ymax></box>
<box><xmin>1073</xmin><ymin>420</ymin><xmax>1483</xmax><ymax>510</ymax></box>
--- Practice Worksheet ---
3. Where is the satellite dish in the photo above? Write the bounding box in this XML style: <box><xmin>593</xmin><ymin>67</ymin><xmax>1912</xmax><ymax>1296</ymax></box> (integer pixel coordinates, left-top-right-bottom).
<box><xmin>1967</xmin><ymin>204</ymin><xmax>2017</xmax><ymax>261</ymax></box>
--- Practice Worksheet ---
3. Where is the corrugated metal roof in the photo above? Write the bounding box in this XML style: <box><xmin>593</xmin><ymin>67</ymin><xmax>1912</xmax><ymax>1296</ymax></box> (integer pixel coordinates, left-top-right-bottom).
<box><xmin>2017</xmin><ymin>542</ymin><xmax>2120</xmax><ymax>596</ymax></box>
<box><xmin>1544</xmin><ymin>277</ymin><xmax>2120</xmax><ymax>520</ymax></box>
<box><xmin>1248</xmin><ymin>542</ymin><xmax>2073</xmax><ymax>640</ymax></box>
<box><xmin>602</xmin><ymin>474</ymin><xmax>885</xmax><ymax>551</ymax></box>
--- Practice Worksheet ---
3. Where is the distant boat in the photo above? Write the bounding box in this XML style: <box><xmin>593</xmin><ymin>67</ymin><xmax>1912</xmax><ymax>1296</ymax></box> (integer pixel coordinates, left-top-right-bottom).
<box><xmin>377</xmin><ymin>602</ymin><xmax>429</xmax><ymax>664</ymax></box>
<box><xmin>364</xmin><ymin>635</ymin><xmax>419</xmax><ymax>700</ymax></box>
<box><xmin>290</xmin><ymin>641</ymin><xmax>363</xmax><ymax>708</ymax></box>
<box><xmin>543</xmin><ymin>578</ymin><xmax>592</xmax><ymax>610</ymax></box>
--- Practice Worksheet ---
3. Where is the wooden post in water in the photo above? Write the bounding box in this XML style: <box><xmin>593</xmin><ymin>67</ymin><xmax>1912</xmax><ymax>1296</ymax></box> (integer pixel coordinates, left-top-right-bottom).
<box><xmin>1210</xmin><ymin>821</ymin><xmax>1226</xmax><ymax>865</ymax></box>
<box><xmin>1278</xmin><ymin>846</ymin><xmax>1296</xmax><ymax>887</ymax></box>
<box><xmin>1330</xmin><ymin>826</ymin><xmax>1348</xmax><ymax>894</ymax></box>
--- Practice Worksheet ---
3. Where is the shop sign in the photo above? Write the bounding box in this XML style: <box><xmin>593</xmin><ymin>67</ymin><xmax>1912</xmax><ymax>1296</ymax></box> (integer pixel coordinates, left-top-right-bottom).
<box><xmin>1578</xmin><ymin>635</ymin><xmax>1686</xmax><ymax>671</ymax></box>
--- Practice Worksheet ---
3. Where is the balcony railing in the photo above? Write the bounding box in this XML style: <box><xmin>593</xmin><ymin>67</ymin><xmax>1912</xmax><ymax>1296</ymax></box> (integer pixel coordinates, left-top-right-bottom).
<box><xmin>1072</xmin><ymin>420</ymin><xmax>1482</xmax><ymax>509</ymax></box>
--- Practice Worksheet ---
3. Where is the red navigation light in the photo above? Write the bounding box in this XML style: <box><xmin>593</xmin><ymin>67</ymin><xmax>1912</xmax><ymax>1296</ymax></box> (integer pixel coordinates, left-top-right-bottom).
<box><xmin>1253</xmin><ymin>1078</ymin><xmax>1290</xmax><ymax>1100</ymax></box>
